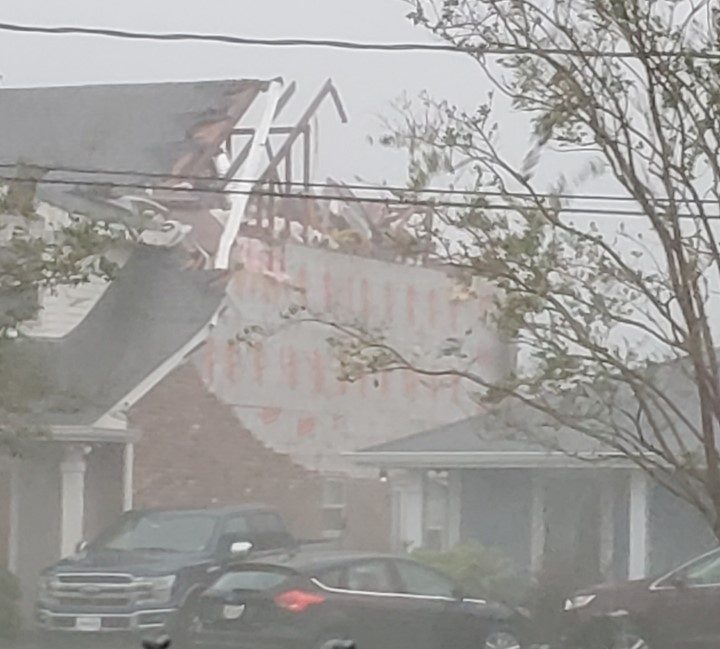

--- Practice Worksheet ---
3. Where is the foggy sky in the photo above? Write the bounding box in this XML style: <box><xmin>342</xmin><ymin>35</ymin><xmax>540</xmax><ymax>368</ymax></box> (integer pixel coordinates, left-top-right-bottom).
<box><xmin>0</xmin><ymin>0</ymin><xmax>491</xmax><ymax>184</ymax></box>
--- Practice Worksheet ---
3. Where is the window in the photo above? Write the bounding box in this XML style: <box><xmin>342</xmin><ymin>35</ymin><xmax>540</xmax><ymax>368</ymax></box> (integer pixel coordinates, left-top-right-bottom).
<box><xmin>322</xmin><ymin>478</ymin><xmax>347</xmax><ymax>538</ymax></box>
<box><xmin>683</xmin><ymin>552</ymin><xmax>720</xmax><ymax>586</ymax></box>
<box><xmin>345</xmin><ymin>561</ymin><xmax>394</xmax><ymax>593</ymax></box>
<box><xmin>223</xmin><ymin>516</ymin><xmax>251</xmax><ymax>537</ymax></box>
<box><xmin>247</xmin><ymin>511</ymin><xmax>285</xmax><ymax>534</ymax></box>
<box><xmin>316</xmin><ymin>567</ymin><xmax>344</xmax><ymax>589</ymax></box>
<box><xmin>209</xmin><ymin>569</ymin><xmax>290</xmax><ymax>594</ymax></box>
<box><xmin>95</xmin><ymin>512</ymin><xmax>217</xmax><ymax>553</ymax></box>
<box><xmin>394</xmin><ymin>560</ymin><xmax>455</xmax><ymax>598</ymax></box>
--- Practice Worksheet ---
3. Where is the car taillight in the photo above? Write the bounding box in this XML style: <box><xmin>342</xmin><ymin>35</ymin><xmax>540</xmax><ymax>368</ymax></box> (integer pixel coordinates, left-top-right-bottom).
<box><xmin>274</xmin><ymin>589</ymin><xmax>326</xmax><ymax>612</ymax></box>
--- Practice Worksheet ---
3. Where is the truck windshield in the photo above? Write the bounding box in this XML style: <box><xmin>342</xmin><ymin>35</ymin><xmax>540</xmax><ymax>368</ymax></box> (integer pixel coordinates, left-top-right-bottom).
<box><xmin>94</xmin><ymin>512</ymin><xmax>218</xmax><ymax>553</ymax></box>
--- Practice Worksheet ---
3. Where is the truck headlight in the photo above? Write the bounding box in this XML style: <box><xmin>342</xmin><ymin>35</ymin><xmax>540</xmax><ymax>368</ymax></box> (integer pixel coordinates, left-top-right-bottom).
<box><xmin>564</xmin><ymin>594</ymin><xmax>597</xmax><ymax>611</ymax></box>
<box><xmin>37</xmin><ymin>575</ymin><xmax>54</xmax><ymax>603</ymax></box>
<box><xmin>138</xmin><ymin>575</ymin><xmax>176</xmax><ymax>605</ymax></box>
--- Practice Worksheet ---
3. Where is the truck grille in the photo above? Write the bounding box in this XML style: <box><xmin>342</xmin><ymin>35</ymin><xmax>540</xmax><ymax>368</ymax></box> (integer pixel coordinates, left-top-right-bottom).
<box><xmin>49</xmin><ymin>574</ymin><xmax>151</xmax><ymax>609</ymax></box>
<box><xmin>57</xmin><ymin>574</ymin><xmax>132</xmax><ymax>585</ymax></box>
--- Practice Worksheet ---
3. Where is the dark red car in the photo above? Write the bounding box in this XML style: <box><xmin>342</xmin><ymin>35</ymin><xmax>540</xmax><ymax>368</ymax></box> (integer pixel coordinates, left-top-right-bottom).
<box><xmin>563</xmin><ymin>547</ymin><xmax>720</xmax><ymax>648</ymax></box>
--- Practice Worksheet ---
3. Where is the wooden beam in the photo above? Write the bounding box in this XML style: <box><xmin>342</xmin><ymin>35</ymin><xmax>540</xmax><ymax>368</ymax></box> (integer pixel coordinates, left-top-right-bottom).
<box><xmin>257</xmin><ymin>79</ymin><xmax>347</xmax><ymax>186</ymax></box>
<box><xmin>303</xmin><ymin>126</ymin><xmax>311</xmax><ymax>190</ymax></box>
<box><xmin>232</xmin><ymin>126</ymin><xmax>297</xmax><ymax>136</ymax></box>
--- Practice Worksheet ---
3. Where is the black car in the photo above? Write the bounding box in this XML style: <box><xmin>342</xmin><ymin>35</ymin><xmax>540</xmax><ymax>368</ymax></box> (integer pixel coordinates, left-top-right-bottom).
<box><xmin>36</xmin><ymin>504</ymin><xmax>297</xmax><ymax>646</ymax></box>
<box><xmin>183</xmin><ymin>549</ymin><xmax>528</xmax><ymax>649</ymax></box>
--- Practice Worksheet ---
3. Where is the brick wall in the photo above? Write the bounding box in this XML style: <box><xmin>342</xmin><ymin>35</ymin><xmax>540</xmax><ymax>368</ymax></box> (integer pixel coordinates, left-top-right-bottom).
<box><xmin>130</xmin><ymin>362</ymin><xmax>390</xmax><ymax>549</ymax></box>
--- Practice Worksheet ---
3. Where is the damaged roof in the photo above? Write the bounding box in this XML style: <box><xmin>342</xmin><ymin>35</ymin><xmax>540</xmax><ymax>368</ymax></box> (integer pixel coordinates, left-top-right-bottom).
<box><xmin>2</xmin><ymin>246</ymin><xmax>227</xmax><ymax>427</ymax></box>
<box><xmin>0</xmin><ymin>79</ymin><xmax>269</xmax><ymax>214</ymax></box>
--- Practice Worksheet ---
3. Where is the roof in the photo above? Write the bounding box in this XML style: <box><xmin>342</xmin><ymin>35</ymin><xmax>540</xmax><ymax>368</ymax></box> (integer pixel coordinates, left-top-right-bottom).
<box><xmin>0</xmin><ymin>79</ymin><xmax>269</xmax><ymax>214</ymax></box>
<box><xmin>350</xmin><ymin>413</ymin><xmax>620</xmax><ymax>468</ymax></box>
<box><xmin>351</xmin><ymin>357</ymin><xmax>700</xmax><ymax>468</ymax></box>
<box><xmin>1</xmin><ymin>246</ymin><xmax>226</xmax><ymax>427</ymax></box>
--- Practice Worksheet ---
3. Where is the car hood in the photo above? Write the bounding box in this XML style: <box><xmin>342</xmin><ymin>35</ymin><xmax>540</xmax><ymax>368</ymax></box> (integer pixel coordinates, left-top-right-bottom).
<box><xmin>46</xmin><ymin>548</ymin><xmax>210</xmax><ymax>577</ymax></box>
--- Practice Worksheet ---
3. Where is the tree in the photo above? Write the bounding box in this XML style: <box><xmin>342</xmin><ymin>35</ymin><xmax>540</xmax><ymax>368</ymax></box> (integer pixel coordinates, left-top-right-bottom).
<box><xmin>299</xmin><ymin>0</ymin><xmax>720</xmax><ymax>538</ymax></box>
<box><xmin>0</xmin><ymin>170</ymin><xmax>126</xmax><ymax>452</ymax></box>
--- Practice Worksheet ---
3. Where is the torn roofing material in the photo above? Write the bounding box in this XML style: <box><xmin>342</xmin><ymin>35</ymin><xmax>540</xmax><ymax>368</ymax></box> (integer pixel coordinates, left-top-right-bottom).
<box><xmin>1</xmin><ymin>246</ymin><xmax>227</xmax><ymax>426</ymax></box>
<box><xmin>0</xmin><ymin>79</ymin><xmax>270</xmax><ymax>212</ymax></box>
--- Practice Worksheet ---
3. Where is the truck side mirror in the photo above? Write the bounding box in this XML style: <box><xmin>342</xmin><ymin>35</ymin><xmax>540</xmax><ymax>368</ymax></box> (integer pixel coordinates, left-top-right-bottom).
<box><xmin>230</xmin><ymin>541</ymin><xmax>253</xmax><ymax>558</ymax></box>
<box><xmin>217</xmin><ymin>534</ymin><xmax>253</xmax><ymax>558</ymax></box>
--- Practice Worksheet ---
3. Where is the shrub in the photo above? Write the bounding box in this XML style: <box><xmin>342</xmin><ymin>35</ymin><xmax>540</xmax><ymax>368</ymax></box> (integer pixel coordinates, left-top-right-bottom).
<box><xmin>412</xmin><ymin>542</ymin><xmax>530</xmax><ymax>605</ymax></box>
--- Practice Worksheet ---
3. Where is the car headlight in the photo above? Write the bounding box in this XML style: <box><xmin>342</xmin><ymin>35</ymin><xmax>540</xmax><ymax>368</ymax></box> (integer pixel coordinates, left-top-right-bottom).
<box><xmin>137</xmin><ymin>575</ymin><xmax>176</xmax><ymax>605</ymax></box>
<box><xmin>564</xmin><ymin>594</ymin><xmax>597</xmax><ymax>611</ymax></box>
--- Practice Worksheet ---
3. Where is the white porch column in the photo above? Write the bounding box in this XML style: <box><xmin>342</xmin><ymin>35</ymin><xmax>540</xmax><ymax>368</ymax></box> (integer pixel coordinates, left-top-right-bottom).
<box><xmin>60</xmin><ymin>446</ymin><xmax>87</xmax><ymax>558</ymax></box>
<box><xmin>394</xmin><ymin>470</ymin><xmax>424</xmax><ymax>552</ymax></box>
<box><xmin>7</xmin><ymin>460</ymin><xmax>19</xmax><ymax>573</ymax></box>
<box><xmin>628</xmin><ymin>471</ymin><xmax>649</xmax><ymax>579</ymax></box>
<box><xmin>447</xmin><ymin>470</ymin><xmax>462</xmax><ymax>548</ymax></box>
<box><xmin>599</xmin><ymin>476</ymin><xmax>616</xmax><ymax>578</ymax></box>
<box><xmin>530</xmin><ymin>472</ymin><xmax>546</xmax><ymax>574</ymax></box>
<box><xmin>122</xmin><ymin>442</ymin><xmax>134</xmax><ymax>512</ymax></box>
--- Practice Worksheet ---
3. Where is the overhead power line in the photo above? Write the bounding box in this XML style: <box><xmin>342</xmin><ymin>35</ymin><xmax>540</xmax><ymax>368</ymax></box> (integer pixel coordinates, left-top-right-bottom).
<box><xmin>3</xmin><ymin>162</ymin><xmax>719</xmax><ymax>208</ymax></box>
<box><xmin>1</xmin><ymin>173</ymin><xmax>717</xmax><ymax>221</ymax></box>
<box><xmin>0</xmin><ymin>21</ymin><xmax>718</xmax><ymax>60</ymax></box>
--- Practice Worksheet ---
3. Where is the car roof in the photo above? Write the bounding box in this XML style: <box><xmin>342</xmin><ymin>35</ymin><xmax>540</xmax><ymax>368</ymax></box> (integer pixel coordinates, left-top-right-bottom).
<box><xmin>231</xmin><ymin>549</ymin><xmax>404</xmax><ymax>574</ymax></box>
<box><xmin>128</xmin><ymin>504</ymin><xmax>279</xmax><ymax>518</ymax></box>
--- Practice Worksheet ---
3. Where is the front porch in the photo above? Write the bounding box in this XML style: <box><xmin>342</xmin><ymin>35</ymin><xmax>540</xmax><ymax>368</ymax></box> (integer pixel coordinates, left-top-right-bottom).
<box><xmin>385</xmin><ymin>465</ymin><xmax>716</xmax><ymax>581</ymax></box>
<box><xmin>0</xmin><ymin>435</ymin><xmax>132</xmax><ymax>615</ymax></box>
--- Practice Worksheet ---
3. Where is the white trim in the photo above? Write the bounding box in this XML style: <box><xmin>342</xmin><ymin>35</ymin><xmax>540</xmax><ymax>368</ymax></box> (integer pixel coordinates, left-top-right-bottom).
<box><xmin>123</xmin><ymin>443</ymin><xmax>134</xmax><ymax>512</ymax></box>
<box><xmin>530</xmin><ymin>472</ymin><xmax>546</xmax><ymax>574</ymax></box>
<box><xmin>90</xmin><ymin>411</ymin><xmax>127</xmax><ymax>431</ymax></box>
<box><xmin>599</xmin><ymin>476</ymin><xmax>615</xmax><ymax>577</ymax></box>
<box><xmin>311</xmin><ymin>578</ymin><xmax>455</xmax><ymax>603</ymax></box>
<box><xmin>91</xmin><ymin>305</ymin><xmax>223</xmax><ymax>426</ymax></box>
<box><xmin>7</xmin><ymin>460</ymin><xmax>19</xmax><ymax>573</ymax></box>
<box><xmin>628</xmin><ymin>471</ymin><xmax>649</xmax><ymax>579</ymax></box>
<box><xmin>447</xmin><ymin>470</ymin><xmax>461</xmax><ymax>548</ymax></box>
<box><xmin>347</xmin><ymin>450</ymin><xmax>650</xmax><ymax>469</ymax></box>
<box><xmin>215</xmin><ymin>79</ymin><xmax>284</xmax><ymax>270</ymax></box>
<box><xmin>394</xmin><ymin>470</ymin><xmax>423</xmax><ymax>552</ymax></box>
<box><xmin>60</xmin><ymin>446</ymin><xmax>88</xmax><ymax>558</ymax></box>
<box><xmin>51</xmin><ymin>426</ymin><xmax>139</xmax><ymax>443</ymax></box>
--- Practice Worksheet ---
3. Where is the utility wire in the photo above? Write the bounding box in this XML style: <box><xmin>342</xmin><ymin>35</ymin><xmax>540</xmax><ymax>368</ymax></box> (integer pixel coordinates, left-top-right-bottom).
<box><xmin>3</xmin><ymin>162</ymin><xmax>718</xmax><ymax>208</ymax></box>
<box><xmin>0</xmin><ymin>21</ymin><xmax>718</xmax><ymax>60</ymax></box>
<box><xmin>2</xmin><ymin>173</ymin><xmax>717</xmax><ymax>220</ymax></box>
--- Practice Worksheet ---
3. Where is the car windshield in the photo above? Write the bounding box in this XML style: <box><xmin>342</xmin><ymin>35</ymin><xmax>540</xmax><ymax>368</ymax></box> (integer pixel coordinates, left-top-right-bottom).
<box><xmin>93</xmin><ymin>513</ymin><xmax>218</xmax><ymax>553</ymax></box>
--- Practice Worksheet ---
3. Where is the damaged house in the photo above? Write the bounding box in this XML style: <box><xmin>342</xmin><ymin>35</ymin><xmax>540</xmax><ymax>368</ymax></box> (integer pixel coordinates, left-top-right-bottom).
<box><xmin>0</xmin><ymin>76</ymin><xmax>515</xmax><ymax>613</ymax></box>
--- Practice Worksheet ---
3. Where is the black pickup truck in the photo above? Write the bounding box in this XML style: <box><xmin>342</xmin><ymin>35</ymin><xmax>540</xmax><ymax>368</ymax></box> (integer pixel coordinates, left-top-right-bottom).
<box><xmin>35</xmin><ymin>504</ymin><xmax>298</xmax><ymax>645</ymax></box>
